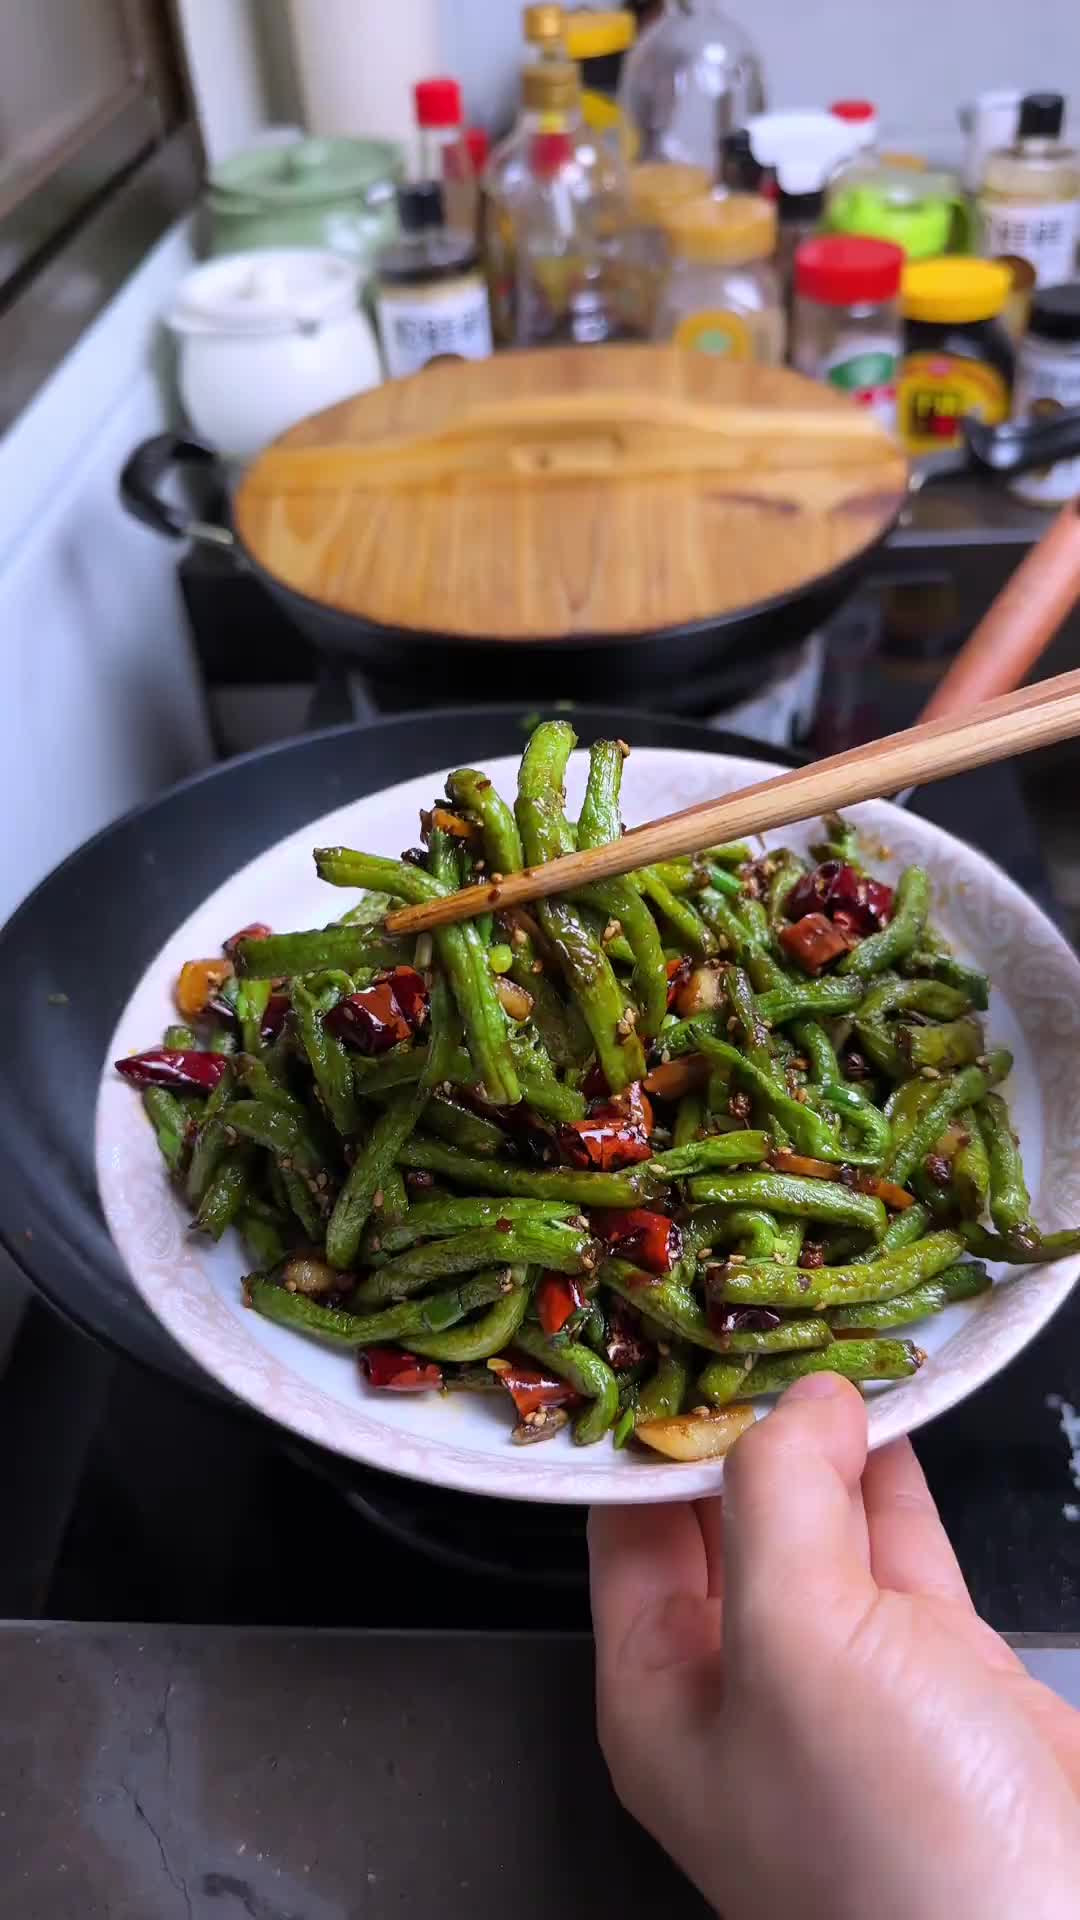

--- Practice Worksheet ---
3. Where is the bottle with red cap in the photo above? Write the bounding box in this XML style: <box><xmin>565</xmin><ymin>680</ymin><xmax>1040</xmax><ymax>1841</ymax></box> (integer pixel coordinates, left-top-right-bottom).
<box><xmin>414</xmin><ymin>77</ymin><xmax>478</xmax><ymax>235</ymax></box>
<box><xmin>830</xmin><ymin>99</ymin><xmax>880</xmax><ymax>162</ymax></box>
<box><xmin>792</xmin><ymin>234</ymin><xmax>904</xmax><ymax>430</ymax></box>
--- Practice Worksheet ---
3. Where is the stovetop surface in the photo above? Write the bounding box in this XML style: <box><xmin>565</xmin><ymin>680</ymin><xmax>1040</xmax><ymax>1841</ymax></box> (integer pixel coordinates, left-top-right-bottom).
<box><xmin>4</xmin><ymin>623</ymin><xmax>1080</xmax><ymax>1634</ymax></box>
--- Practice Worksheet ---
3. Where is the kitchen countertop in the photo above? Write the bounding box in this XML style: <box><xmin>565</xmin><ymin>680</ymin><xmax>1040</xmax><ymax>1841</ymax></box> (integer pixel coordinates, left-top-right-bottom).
<box><xmin>4</xmin><ymin>1625</ymin><xmax>1079</xmax><ymax>1919</ymax></box>
<box><xmin>0</xmin><ymin>1626</ymin><xmax>709</xmax><ymax>1920</ymax></box>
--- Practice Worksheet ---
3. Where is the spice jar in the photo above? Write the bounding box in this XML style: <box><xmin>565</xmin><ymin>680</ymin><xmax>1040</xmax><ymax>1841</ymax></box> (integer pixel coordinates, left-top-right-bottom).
<box><xmin>897</xmin><ymin>258</ymin><xmax>1013</xmax><ymax>454</ymax></box>
<box><xmin>655</xmin><ymin>192</ymin><xmax>784</xmax><ymax>362</ymax></box>
<box><xmin>1010</xmin><ymin>283</ymin><xmax>1080</xmax><ymax>505</ymax></box>
<box><xmin>792</xmin><ymin>235</ymin><xmax>904</xmax><ymax>427</ymax></box>
<box><xmin>375</xmin><ymin>182</ymin><xmax>493</xmax><ymax>379</ymax></box>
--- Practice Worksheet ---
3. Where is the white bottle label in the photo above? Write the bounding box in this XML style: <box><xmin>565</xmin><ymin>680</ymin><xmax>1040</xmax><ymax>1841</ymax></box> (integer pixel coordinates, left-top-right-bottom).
<box><xmin>1012</xmin><ymin>338</ymin><xmax>1080</xmax><ymax>501</ymax></box>
<box><xmin>981</xmin><ymin>198</ymin><xmax>1080</xmax><ymax>287</ymax></box>
<box><xmin>377</xmin><ymin>281</ymin><xmax>493</xmax><ymax>380</ymax></box>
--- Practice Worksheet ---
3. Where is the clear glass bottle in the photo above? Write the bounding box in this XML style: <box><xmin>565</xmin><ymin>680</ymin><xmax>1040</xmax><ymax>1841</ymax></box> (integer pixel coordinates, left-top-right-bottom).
<box><xmin>618</xmin><ymin>0</ymin><xmax>765</xmax><ymax>171</ymax></box>
<box><xmin>513</xmin><ymin>64</ymin><xmax>636</xmax><ymax>345</ymax></box>
<box><xmin>414</xmin><ymin>77</ymin><xmax>477</xmax><ymax>236</ymax></box>
<box><xmin>484</xmin><ymin>49</ymin><xmax>626</xmax><ymax>342</ymax></box>
<box><xmin>792</xmin><ymin>234</ymin><xmax>904</xmax><ymax>429</ymax></box>
<box><xmin>655</xmin><ymin>192</ymin><xmax>784</xmax><ymax>361</ymax></box>
<box><xmin>979</xmin><ymin>91</ymin><xmax>1080</xmax><ymax>288</ymax></box>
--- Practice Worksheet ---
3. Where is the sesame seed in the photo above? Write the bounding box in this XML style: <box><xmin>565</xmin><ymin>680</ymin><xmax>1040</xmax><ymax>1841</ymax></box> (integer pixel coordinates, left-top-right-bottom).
<box><xmin>921</xmin><ymin>1066</ymin><xmax>941</xmax><ymax>1081</ymax></box>
<box><xmin>373</xmin><ymin>1188</ymin><xmax>384</xmax><ymax>1209</ymax></box>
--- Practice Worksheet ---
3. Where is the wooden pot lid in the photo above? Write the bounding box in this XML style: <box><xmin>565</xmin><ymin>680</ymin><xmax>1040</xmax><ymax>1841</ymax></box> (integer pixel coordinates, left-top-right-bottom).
<box><xmin>233</xmin><ymin>345</ymin><xmax>909</xmax><ymax>643</ymax></box>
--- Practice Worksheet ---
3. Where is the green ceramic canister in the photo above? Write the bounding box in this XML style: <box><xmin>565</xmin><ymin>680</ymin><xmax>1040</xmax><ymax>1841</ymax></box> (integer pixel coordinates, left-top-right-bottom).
<box><xmin>205</xmin><ymin>136</ymin><xmax>404</xmax><ymax>281</ymax></box>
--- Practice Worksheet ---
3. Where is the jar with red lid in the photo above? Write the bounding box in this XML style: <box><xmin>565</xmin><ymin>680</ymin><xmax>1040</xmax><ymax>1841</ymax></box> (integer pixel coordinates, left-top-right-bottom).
<box><xmin>792</xmin><ymin>233</ymin><xmax>905</xmax><ymax>429</ymax></box>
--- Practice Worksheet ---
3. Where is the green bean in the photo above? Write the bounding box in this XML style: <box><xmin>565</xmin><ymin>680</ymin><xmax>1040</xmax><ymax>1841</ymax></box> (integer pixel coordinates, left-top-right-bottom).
<box><xmin>829</xmin><ymin>1261</ymin><xmax>991</xmax><ymax>1331</ymax></box>
<box><xmin>635</xmin><ymin>868</ymin><xmax>716</xmax><ymax>958</ymax></box>
<box><xmin>234</xmin><ymin>978</ymin><xmax>271</xmax><ymax>1056</ymax></box>
<box><xmin>692</xmin><ymin>1032</ymin><xmax>862</xmax><ymax>1162</ymax></box>
<box><xmin>756</xmin><ymin>979</ymin><xmax>868</xmax><ymax>1025</ymax></box>
<box><xmin>903</xmin><ymin>949</ymin><xmax>989</xmax><ymax>1010</ymax></box>
<box><xmin>839</xmin><ymin>866</ymin><xmax>930</xmax><ymax>975</ymax></box>
<box><xmin>196</xmin><ymin>1146</ymin><xmax>255</xmax><ymax>1239</ymax></box>
<box><xmin>579</xmin><ymin>879</ymin><xmax>668</xmax><ymax>1039</ymax></box>
<box><xmin>635</xmin><ymin>1342</ymin><xmax>691</xmax><ymax>1421</ymax></box>
<box><xmin>883</xmin><ymin>1052</ymin><xmax>1012</xmax><ymax>1185</ymax></box>
<box><xmin>316</xmin><ymin>847</ymin><xmax>520</xmax><ymax>1106</ymax></box>
<box><xmin>369</xmin><ymin>1196</ymin><xmax>576</xmax><ymax>1257</ymax></box>
<box><xmin>861</xmin><ymin>976</ymin><xmax>973</xmax><ymax>1024</ymax></box>
<box><xmin>425</xmin><ymin>1091</ymin><xmax>508</xmax><ymax>1157</ymax></box>
<box><xmin>979</xmin><ymin>1092</ymin><xmax>1036</xmax><ymax>1246</ymax></box>
<box><xmin>960</xmin><ymin>1224</ymin><xmax>1080</xmax><ymax>1263</ymax></box>
<box><xmin>726</xmin><ymin>966</ymin><xmax>780</xmax><ymax>1084</ymax></box>
<box><xmin>353</xmin><ymin>1217</ymin><xmax>594</xmax><ymax>1305</ymax></box>
<box><xmin>238</xmin><ymin>1207</ymin><xmax>289</xmax><ymax>1270</ymax></box>
<box><xmin>791</xmin><ymin>1018</ymin><xmax>840</xmax><ymax>1087</ymax></box>
<box><xmin>900</xmin><ymin>1017</ymin><xmax>985</xmax><ymax>1073</ymax></box>
<box><xmin>766</xmin><ymin>853</ymin><xmax>806</xmax><ymax>929</ymax></box>
<box><xmin>163</xmin><ymin>1023</ymin><xmax>198</xmax><ymax>1051</ymax></box>
<box><xmin>658</xmin><ymin>1011</ymin><xmax>727</xmax><ymax>1058</ymax></box>
<box><xmin>810</xmin><ymin>812</ymin><xmax>861</xmax><ymax>867</ymax></box>
<box><xmin>292</xmin><ymin>977</ymin><xmax>360</xmax><ymax>1136</ymax></box>
<box><xmin>851</xmin><ymin>1200</ymin><xmax>930</xmax><ymax>1263</ymax></box>
<box><xmin>326</xmin><ymin>1086</ymin><xmax>427</xmax><ymax>1270</ymax></box>
<box><xmin>696</xmin><ymin>1354</ymin><xmax>757</xmax><ymax>1405</ymax></box>
<box><xmin>397</xmin><ymin>1135</ymin><xmax>655</xmax><ymax>1206</ymax></box>
<box><xmin>185</xmin><ymin>1061</ymin><xmax>237</xmax><ymax>1207</ymax></box>
<box><xmin>234</xmin><ymin>924</ymin><xmax>398</xmax><ymax>980</ymax></box>
<box><xmin>813</xmin><ymin>1080</ymin><xmax>891</xmax><ymax>1161</ymax></box>
<box><xmin>673</xmin><ymin>1090</ymin><xmax>705</xmax><ymax>1148</ymax></box>
<box><xmin>280</xmin><ymin>1169</ymin><xmax>325</xmax><ymax>1240</ymax></box>
<box><xmin>687</xmin><ymin>1206</ymin><xmax>778</xmax><ymax>1260</ymax></box>
<box><xmin>513</xmin><ymin>1325</ymin><xmax>619</xmax><ymax>1445</ymax></box>
<box><xmin>221</xmin><ymin>1098</ymin><xmax>330</xmax><ymax>1181</ymax></box>
<box><xmin>379</xmin><ymin>1168</ymin><xmax>408</xmax><ymax>1225</ymax></box>
<box><xmin>656</xmin><ymin>857</ymin><xmax>741</xmax><ymax>899</ymax></box>
<box><xmin>351</xmin><ymin>1042</ymin><xmax>449</xmax><ymax>1099</ymax></box>
<box><xmin>719</xmin><ymin>1229</ymin><xmax>964</xmax><ymax>1308</ymax></box>
<box><xmin>648</xmin><ymin>1130</ymin><xmax>770</xmax><ymax>1179</ymax></box>
<box><xmin>447</xmin><ymin>767</ymin><xmax>523</xmax><ymax>871</ymax></box>
<box><xmin>688</xmin><ymin>1170</ymin><xmax>887</xmax><ymax>1236</ymax></box>
<box><xmin>514</xmin><ymin>723</ymin><xmax>645</xmax><ymax>1090</ymax></box>
<box><xmin>600</xmin><ymin>1260</ymin><xmax>831</xmax><ymax>1355</ymax></box>
<box><xmin>249</xmin><ymin>1267</ymin><xmax>515</xmax><ymax>1348</ymax></box>
<box><xmin>142</xmin><ymin>1087</ymin><xmax>192</xmax><ymax>1173</ymax></box>
<box><xmin>406</xmin><ymin>1271</ymin><xmax>530</xmax><ymax>1360</ymax></box>
<box><xmin>950</xmin><ymin>1108</ymin><xmax>991</xmax><ymax>1219</ymax></box>
<box><xmin>732</xmin><ymin>1339</ymin><xmax>924</xmax><ymax>1398</ymax></box>
<box><xmin>740</xmin><ymin>897</ymin><xmax>770</xmax><ymax>945</ymax></box>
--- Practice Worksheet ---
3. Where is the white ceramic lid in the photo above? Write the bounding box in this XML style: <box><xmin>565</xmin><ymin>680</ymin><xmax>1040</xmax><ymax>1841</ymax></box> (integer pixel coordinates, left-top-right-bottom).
<box><xmin>168</xmin><ymin>249</ymin><xmax>363</xmax><ymax>338</ymax></box>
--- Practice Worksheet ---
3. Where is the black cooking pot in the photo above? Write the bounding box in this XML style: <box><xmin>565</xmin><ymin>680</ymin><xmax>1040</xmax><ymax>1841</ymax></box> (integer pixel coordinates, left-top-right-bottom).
<box><xmin>120</xmin><ymin>407</ymin><xmax>1080</xmax><ymax>708</ymax></box>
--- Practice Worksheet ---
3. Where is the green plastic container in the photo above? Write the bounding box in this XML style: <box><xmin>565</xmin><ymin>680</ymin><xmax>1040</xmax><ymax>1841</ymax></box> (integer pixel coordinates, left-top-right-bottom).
<box><xmin>826</xmin><ymin>165</ymin><xmax>971</xmax><ymax>259</ymax></box>
<box><xmin>205</xmin><ymin>137</ymin><xmax>404</xmax><ymax>280</ymax></box>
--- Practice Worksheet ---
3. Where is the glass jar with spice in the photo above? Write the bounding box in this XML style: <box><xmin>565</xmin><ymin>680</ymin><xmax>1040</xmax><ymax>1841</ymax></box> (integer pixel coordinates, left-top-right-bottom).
<box><xmin>374</xmin><ymin>182</ymin><xmax>493</xmax><ymax>380</ymax></box>
<box><xmin>792</xmin><ymin>235</ymin><xmax>904</xmax><ymax>428</ymax></box>
<box><xmin>897</xmin><ymin>258</ymin><xmax>1013</xmax><ymax>455</ymax></box>
<box><xmin>654</xmin><ymin>192</ymin><xmax>784</xmax><ymax>362</ymax></box>
<box><xmin>1009</xmin><ymin>283</ymin><xmax>1080</xmax><ymax>505</ymax></box>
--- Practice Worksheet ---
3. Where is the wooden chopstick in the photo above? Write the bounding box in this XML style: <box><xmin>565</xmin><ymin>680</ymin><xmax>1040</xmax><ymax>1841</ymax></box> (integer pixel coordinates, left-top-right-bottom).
<box><xmin>383</xmin><ymin>667</ymin><xmax>1080</xmax><ymax>936</ymax></box>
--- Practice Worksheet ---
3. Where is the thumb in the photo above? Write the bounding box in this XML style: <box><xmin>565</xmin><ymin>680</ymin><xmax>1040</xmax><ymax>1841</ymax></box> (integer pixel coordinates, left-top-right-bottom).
<box><xmin>722</xmin><ymin>1373</ymin><xmax>875</xmax><ymax>1642</ymax></box>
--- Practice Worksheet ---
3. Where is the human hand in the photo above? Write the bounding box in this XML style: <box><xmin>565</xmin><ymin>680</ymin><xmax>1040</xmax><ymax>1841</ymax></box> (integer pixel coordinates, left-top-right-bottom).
<box><xmin>590</xmin><ymin>1375</ymin><xmax>1080</xmax><ymax>1920</ymax></box>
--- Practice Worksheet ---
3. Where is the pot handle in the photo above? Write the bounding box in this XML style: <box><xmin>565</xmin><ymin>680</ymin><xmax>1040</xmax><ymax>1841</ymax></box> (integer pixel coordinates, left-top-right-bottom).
<box><xmin>119</xmin><ymin>433</ymin><xmax>235</xmax><ymax>549</ymax></box>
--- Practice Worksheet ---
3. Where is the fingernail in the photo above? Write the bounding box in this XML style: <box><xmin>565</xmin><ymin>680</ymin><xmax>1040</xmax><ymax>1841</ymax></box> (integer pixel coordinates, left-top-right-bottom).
<box><xmin>782</xmin><ymin>1371</ymin><xmax>846</xmax><ymax>1404</ymax></box>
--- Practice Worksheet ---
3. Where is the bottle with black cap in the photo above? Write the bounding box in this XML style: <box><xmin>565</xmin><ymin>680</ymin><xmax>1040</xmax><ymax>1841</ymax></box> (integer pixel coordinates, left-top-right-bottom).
<box><xmin>979</xmin><ymin>91</ymin><xmax>1080</xmax><ymax>288</ymax></box>
<box><xmin>374</xmin><ymin>180</ymin><xmax>493</xmax><ymax>380</ymax></box>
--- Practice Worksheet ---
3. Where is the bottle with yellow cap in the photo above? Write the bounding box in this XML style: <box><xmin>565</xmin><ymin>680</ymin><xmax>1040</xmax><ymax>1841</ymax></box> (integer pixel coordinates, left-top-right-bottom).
<box><xmin>654</xmin><ymin>192</ymin><xmax>785</xmax><ymax>362</ymax></box>
<box><xmin>482</xmin><ymin>6</ymin><xmax>627</xmax><ymax>341</ymax></box>
<box><xmin>896</xmin><ymin>258</ymin><xmax>1014</xmax><ymax>455</ymax></box>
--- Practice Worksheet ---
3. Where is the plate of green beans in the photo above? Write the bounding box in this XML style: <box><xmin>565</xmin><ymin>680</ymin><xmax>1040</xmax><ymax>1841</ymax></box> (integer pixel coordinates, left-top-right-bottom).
<box><xmin>96</xmin><ymin>725</ymin><xmax>1080</xmax><ymax>1501</ymax></box>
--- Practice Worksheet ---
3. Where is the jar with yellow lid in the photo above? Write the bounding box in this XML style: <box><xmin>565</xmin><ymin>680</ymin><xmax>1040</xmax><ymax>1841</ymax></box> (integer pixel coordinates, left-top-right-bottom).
<box><xmin>897</xmin><ymin>258</ymin><xmax>1014</xmax><ymax>454</ymax></box>
<box><xmin>654</xmin><ymin>192</ymin><xmax>784</xmax><ymax>362</ymax></box>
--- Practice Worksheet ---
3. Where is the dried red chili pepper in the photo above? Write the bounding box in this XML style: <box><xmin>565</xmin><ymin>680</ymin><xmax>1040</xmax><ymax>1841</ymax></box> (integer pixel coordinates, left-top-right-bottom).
<box><xmin>705</xmin><ymin>1293</ymin><xmax>783</xmax><ymax>1339</ymax></box>
<box><xmin>324</xmin><ymin>982</ymin><xmax>412</xmax><ymax>1055</ymax></box>
<box><xmin>557</xmin><ymin>1113</ymin><xmax>652</xmax><ymax>1171</ymax></box>
<box><xmin>261</xmin><ymin>993</ymin><xmax>290</xmax><ymax>1042</ymax></box>
<box><xmin>115</xmin><ymin>1049</ymin><xmax>231</xmax><ymax>1094</ymax></box>
<box><xmin>665</xmin><ymin>956</ymin><xmax>692</xmax><ymax>1009</ymax></box>
<box><xmin>360</xmin><ymin>1347</ymin><xmax>443</xmax><ymax>1390</ymax></box>
<box><xmin>786</xmin><ymin>862</ymin><xmax>893</xmax><ymax>934</ymax></box>
<box><xmin>535</xmin><ymin>1271</ymin><xmax>586</xmax><ymax>1336</ymax></box>
<box><xmin>223</xmin><ymin>922</ymin><xmax>273</xmax><ymax>959</ymax></box>
<box><xmin>778</xmin><ymin>913</ymin><xmax>853</xmax><ymax>976</ymax></box>
<box><xmin>496</xmin><ymin>1362</ymin><xmax>581</xmax><ymax>1421</ymax></box>
<box><xmin>602</xmin><ymin>1297</ymin><xmax>653</xmax><ymax>1372</ymax></box>
<box><xmin>385</xmin><ymin>965</ymin><xmax>429</xmax><ymax>1032</ymax></box>
<box><xmin>590</xmin><ymin>1208</ymin><xmax>681</xmax><ymax>1275</ymax></box>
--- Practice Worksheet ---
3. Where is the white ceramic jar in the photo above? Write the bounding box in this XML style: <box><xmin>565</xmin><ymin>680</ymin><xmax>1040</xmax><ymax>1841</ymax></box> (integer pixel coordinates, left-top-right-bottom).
<box><xmin>168</xmin><ymin>249</ymin><xmax>382</xmax><ymax>458</ymax></box>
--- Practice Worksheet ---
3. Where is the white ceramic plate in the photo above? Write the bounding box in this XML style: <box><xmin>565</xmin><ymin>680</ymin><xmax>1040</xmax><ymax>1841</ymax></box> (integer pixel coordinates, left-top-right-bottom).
<box><xmin>96</xmin><ymin>749</ymin><xmax>1080</xmax><ymax>1503</ymax></box>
